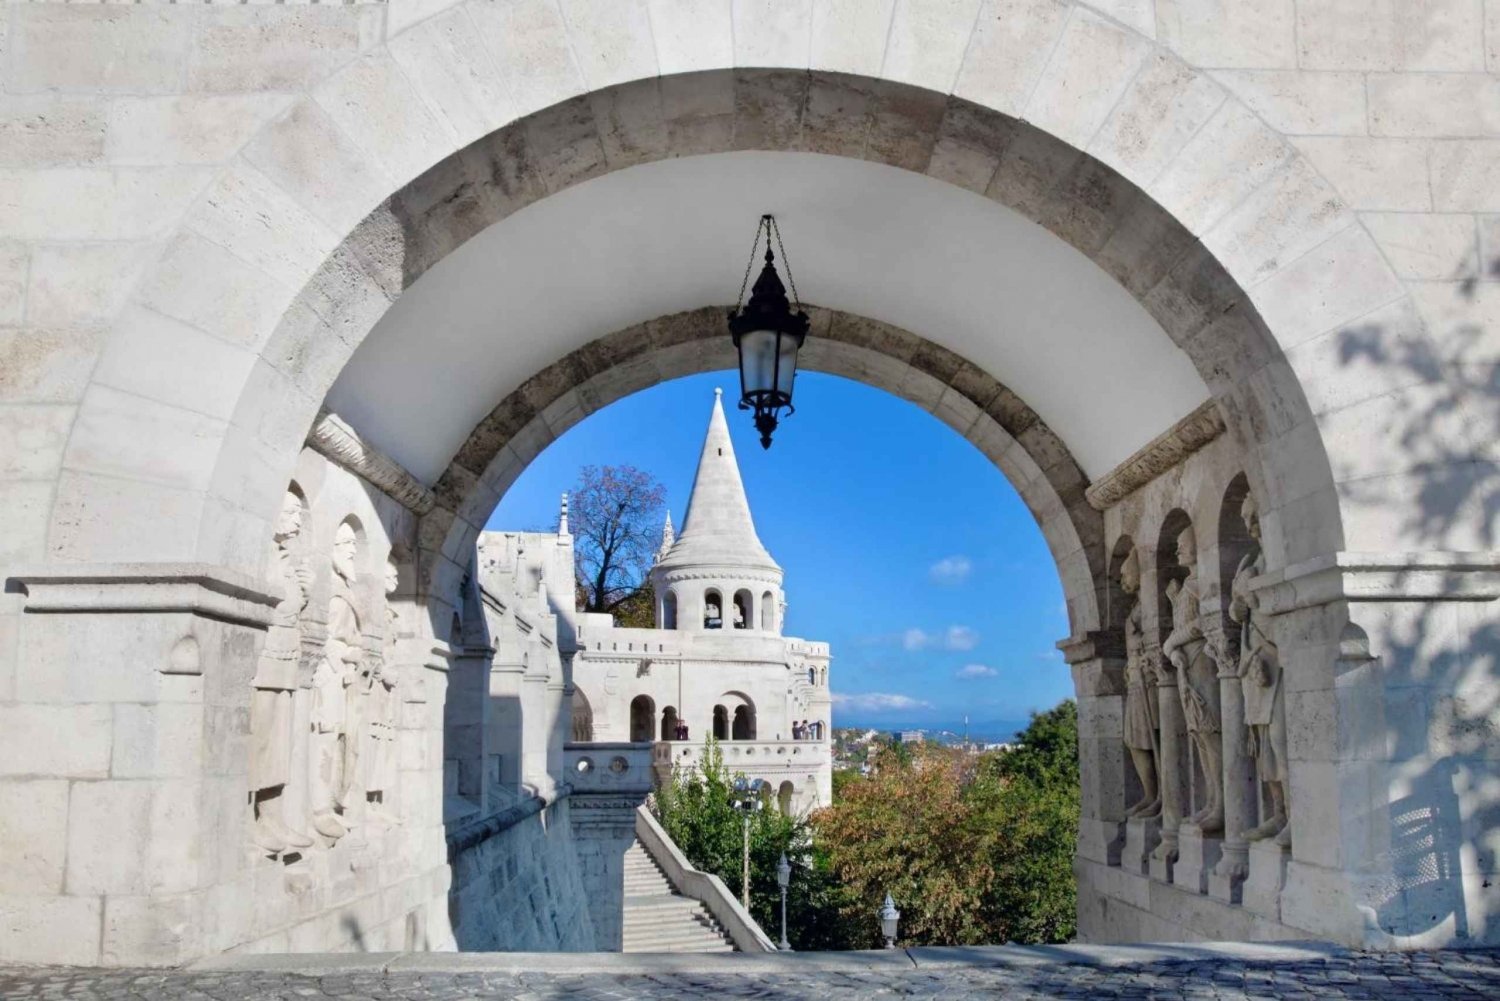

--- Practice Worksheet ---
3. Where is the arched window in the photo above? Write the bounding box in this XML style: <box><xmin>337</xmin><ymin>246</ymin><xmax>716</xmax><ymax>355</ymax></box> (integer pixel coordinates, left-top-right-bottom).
<box><xmin>761</xmin><ymin>591</ymin><xmax>775</xmax><ymax>630</ymax></box>
<box><xmin>712</xmin><ymin>705</ymin><xmax>729</xmax><ymax>740</ymax></box>
<box><xmin>662</xmin><ymin>590</ymin><xmax>678</xmax><ymax>630</ymax></box>
<box><xmin>732</xmin><ymin>705</ymin><xmax>756</xmax><ymax>740</ymax></box>
<box><xmin>571</xmin><ymin>688</ymin><xmax>595</xmax><ymax>742</ymax></box>
<box><xmin>732</xmin><ymin>590</ymin><xmax>752</xmax><ymax>629</ymax></box>
<box><xmin>660</xmin><ymin>705</ymin><xmax>679</xmax><ymax>741</ymax></box>
<box><xmin>808</xmin><ymin>667</ymin><xmax>816</xmax><ymax>686</ymax></box>
<box><xmin>778</xmin><ymin>781</ymin><xmax>794</xmax><ymax>815</ymax></box>
<box><xmin>629</xmin><ymin>695</ymin><xmax>655</xmax><ymax>742</ymax></box>
<box><xmin>704</xmin><ymin>589</ymin><xmax>723</xmax><ymax>629</ymax></box>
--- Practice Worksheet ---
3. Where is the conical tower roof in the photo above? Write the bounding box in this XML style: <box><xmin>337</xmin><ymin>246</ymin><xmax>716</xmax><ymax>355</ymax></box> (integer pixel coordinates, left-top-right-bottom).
<box><xmin>658</xmin><ymin>389</ymin><xmax>781</xmax><ymax>574</ymax></box>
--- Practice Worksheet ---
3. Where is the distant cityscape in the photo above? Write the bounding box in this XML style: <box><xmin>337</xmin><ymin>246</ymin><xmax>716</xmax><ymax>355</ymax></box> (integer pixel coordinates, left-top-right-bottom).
<box><xmin>834</xmin><ymin>719</ymin><xmax>1030</xmax><ymax>746</ymax></box>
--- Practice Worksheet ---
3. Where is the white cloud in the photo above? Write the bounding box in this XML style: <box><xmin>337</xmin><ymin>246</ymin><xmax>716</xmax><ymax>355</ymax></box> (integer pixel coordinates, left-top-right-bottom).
<box><xmin>945</xmin><ymin>625</ymin><xmax>979</xmax><ymax>651</ymax></box>
<box><xmin>831</xmin><ymin>692</ymin><xmax>933</xmax><ymax>713</ymax></box>
<box><xmin>900</xmin><ymin>625</ymin><xmax>979</xmax><ymax>652</ymax></box>
<box><xmin>928</xmin><ymin>555</ymin><xmax>972</xmax><ymax>584</ymax></box>
<box><xmin>956</xmin><ymin>664</ymin><xmax>997</xmax><ymax>679</ymax></box>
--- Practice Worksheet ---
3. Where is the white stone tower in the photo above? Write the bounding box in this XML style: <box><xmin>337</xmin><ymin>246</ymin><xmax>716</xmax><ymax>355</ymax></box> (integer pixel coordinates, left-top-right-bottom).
<box><xmin>651</xmin><ymin>389</ymin><xmax>785</xmax><ymax>635</ymax></box>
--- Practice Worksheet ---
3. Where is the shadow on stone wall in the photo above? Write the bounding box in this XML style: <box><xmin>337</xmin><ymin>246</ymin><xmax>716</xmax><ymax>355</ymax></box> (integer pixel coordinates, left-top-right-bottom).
<box><xmin>1333</xmin><ymin>259</ymin><xmax>1499</xmax><ymax>944</ymax></box>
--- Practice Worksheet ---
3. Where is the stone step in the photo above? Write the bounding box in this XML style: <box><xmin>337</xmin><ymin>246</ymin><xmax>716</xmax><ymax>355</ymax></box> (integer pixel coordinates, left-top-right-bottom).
<box><xmin>622</xmin><ymin>933</ymin><xmax>730</xmax><ymax>949</ymax></box>
<box><xmin>620</xmin><ymin>835</ymin><xmax>735</xmax><ymax>953</ymax></box>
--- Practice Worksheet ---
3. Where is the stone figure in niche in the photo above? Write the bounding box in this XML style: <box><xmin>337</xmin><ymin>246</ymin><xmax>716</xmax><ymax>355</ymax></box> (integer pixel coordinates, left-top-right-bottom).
<box><xmin>356</xmin><ymin>557</ymin><xmax>401</xmax><ymax>824</ymax></box>
<box><xmin>704</xmin><ymin>599</ymin><xmax>721</xmax><ymax>627</ymax></box>
<box><xmin>1163</xmin><ymin>525</ymin><xmax>1224</xmax><ymax>834</ymax></box>
<box><xmin>249</xmin><ymin>490</ymin><xmax>315</xmax><ymax>855</ymax></box>
<box><xmin>311</xmin><ymin>521</ymin><xmax>361</xmax><ymax>840</ymax></box>
<box><xmin>733</xmin><ymin>602</ymin><xmax>745</xmax><ymax>628</ymax></box>
<box><xmin>1120</xmin><ymin>548</ymin><xmax>1161</xmax><ymax>819</ymax></box>
<box><xmin>1230</xmin><ymin>494</ymin><xmax>1291</xmax><ymax>848</ymax></box>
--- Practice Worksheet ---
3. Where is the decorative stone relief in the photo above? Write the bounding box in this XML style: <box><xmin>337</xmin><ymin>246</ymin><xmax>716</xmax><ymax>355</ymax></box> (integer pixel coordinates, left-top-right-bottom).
<box><xmin>1163</xmin><ymin>525</ymin><xmax>1225</xmax><ymax>835</ymax></box>
<box><xmin>355</xmin><ymin>557</ymin><xmax>402</xmax><ymax>825</ymax></box>
<box><xmin>1230</xmin><ymin>495</ymin><xmax>1290</xmax><ymax>849</ymax></box>
<box><xmin>1085</xmin><ymin>402</ymin><xmax>1227</xmax><ymax>511</ymax></box>
<box><xmin>310</xmin><ymin>520</ymin><xmax>361</xmax><ymax>842</ymax></box>
<box><xmin>249</xmin><ymin>489</ymin><xmax>314</xmax><ymax>857</ymax></box>
<box><xmin>1120</xmin><ymin>548</ymin><xmax>1161</xmax><ymax>819</ymax></box>
<box><xmin>307</xmin><ymin>409</ymin><xmax>438</xmax><ymax>516</ymax></box>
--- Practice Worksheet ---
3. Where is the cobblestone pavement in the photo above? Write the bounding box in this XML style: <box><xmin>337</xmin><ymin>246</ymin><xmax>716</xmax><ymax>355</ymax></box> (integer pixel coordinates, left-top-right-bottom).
<box><xmin>2</xmin><ymin>950</ymin><xmax>1498</xmax><ymax>1000</ymax></box>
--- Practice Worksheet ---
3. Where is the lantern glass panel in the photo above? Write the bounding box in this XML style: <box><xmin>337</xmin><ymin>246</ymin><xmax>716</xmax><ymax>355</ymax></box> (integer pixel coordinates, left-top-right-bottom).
<box><xmin>775</xmin><ymin>333</ymin><xmax>799</xmax><ymax>397</ymax></box>
<box><xmin>738</xmin><ymin>328</ymin><xmax>779</xmax><ymax>396</ymax></box>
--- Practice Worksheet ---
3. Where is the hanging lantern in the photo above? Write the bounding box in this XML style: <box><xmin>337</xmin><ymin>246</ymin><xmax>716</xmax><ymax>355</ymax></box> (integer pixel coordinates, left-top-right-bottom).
<box><xmin>728</xmin><ymin>215</ymin><xmax>809</xmax><ymax>449</ymax></box>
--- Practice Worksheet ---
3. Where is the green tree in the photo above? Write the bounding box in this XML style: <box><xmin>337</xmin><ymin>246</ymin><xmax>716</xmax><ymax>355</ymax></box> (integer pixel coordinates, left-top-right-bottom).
<box><xmin>812</xmin><ymin>701</ymin><xmax>1080</xmax><ymax>947</ymax></box>
<box><xmin>654</xmin><ymin>740</ymin><xmax>859</xmax><ymax>949</ymax></box>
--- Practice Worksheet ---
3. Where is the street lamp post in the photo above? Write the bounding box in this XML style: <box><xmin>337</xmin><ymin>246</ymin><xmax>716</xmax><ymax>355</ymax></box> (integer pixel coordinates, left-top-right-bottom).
<box><xmin>730</xmin><ymin>777</ymin><xmax>766</xmax><ymax>911</ymax></box>
<box><xmin>775</xmin><ymin>853</ymin><xmax>792</xmax><ymax>951</ymax></box>
<box><xmin>880</xmin><ymin>893</ymin><xmax>901</xmax><ymax>950</ymax></box>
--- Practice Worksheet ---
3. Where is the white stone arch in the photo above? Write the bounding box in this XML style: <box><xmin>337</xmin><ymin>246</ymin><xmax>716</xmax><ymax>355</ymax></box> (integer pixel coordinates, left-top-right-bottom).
<box><xmin>4</xmin><ymin>0</ymin><xmax>1494</xmax><ymax>961</ymax></box>
<box><xmin>38</xmin><ymin>0</ymin><xmax>1451</xmax><ymax>597</ymax></box>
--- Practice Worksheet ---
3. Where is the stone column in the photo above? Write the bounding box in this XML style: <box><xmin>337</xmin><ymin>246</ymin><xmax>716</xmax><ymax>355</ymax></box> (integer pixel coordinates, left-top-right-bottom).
<box><xmin>1206</xmin><ymin>613</ymin><xmax>1254</xmax><ymax>904</ymax></box>
<box><xmin>1059</xmin><ymin>632</ymin><xmax>1126</xmax><ymax>869</ymax></box>
<box><xmin>1149</xmin><ymin>640</ymin><xmax>1187</xmax><ymax>883</ymax></box>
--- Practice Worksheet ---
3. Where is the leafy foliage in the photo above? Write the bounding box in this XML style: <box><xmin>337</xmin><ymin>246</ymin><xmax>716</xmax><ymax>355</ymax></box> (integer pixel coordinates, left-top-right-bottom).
<box><xmin>652</xmin><ymin>703</ymin><xmax>1080</xmax><ymax>951</ymax></box>
<box><xmin>653</xmin><ymin>740</ymin><xmax>859</xmax><ymax>950</ymax></box>
<box><xmin>569</xmin><ymin>465</ymin><xmax>666</xmax><ymax>614</ymax></box>
<box><xmin>812</xmin><ymin>701</ymin><xmax>1080</xmax><ymax>947</ymax></box>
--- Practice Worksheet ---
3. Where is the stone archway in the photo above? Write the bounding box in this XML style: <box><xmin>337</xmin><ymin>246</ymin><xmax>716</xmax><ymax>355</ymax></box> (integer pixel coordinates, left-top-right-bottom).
<box><xmin>4</xmin><ymin>0</ymin><xmax>1495</xmax><ymax>967</ymax></box>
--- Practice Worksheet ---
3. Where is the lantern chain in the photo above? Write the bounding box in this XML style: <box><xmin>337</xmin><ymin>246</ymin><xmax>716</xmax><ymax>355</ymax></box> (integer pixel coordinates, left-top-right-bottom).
<box><xmin>767</xmin><ymin>215</ymin><xmax>801</xmax><ymax>312</ymax></box>
<box><xmin>734</xmin><ymin>217</ymin><xmax>767</xmax><ymax>313</ymax></box>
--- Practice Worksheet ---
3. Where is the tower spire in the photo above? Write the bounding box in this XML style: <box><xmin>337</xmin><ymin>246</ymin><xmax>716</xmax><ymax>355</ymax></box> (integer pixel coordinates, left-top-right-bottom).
<box><xmin>656</xmin><ymin>510</ymin><xmax>674</xmax><ymax>563</ymax></box>
<box><xmin>655</xmin><ymin>389</ymin><xmax>780</xmax><ymax>573</ymax></box>
<box><xmin>557</xmin><ymin>492</ymin><xmax>570</xmax><ymax>537</ymax></box>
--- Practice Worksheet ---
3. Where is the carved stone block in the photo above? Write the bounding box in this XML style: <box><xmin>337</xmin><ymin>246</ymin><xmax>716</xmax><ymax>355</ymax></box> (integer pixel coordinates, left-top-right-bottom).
<box><xmin>1243</xmin><ymin>838</ymin><xmax>1290</xmax><ymax>921</ymax></box>
<box><xmin>1123</xmin><ymin>815</ymin><xmax>1161</xmax><ymax>877</ymax></box>
<box><xmin>1174</xmin><ymin>824</ymin><xmax>1223</xmax><ymax>895</ymax></box>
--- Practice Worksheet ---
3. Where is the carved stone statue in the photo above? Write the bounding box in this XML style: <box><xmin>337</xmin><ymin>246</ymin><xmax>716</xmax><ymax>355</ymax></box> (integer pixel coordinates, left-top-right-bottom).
<box><xmin>311</xmin><ymin>521</ymin><xmax>361</xmax><ymax>840</ymax></box>
<box><xmin>249</xmin><ymin>490</ymin><xmax>314</xmax><ymax>855</ymax></box>
<box><xmin>356</xmin><ymin>558</ymin><xmax>401</xmax><ymax>823</ymax></box>
<box><xmin>704</xmin><ymin>600</ymin><xmax>720</xmax><ymax>625</ymax></box>
<box><xmin>733</xmin><ymin>601</ymin><xmax>745</xmax><ymax>627</ymax></box>
<box><xmin>1120</xmin><ymin>548</ymin><xmax>1160</xmax><ymax>819</ymax></box>
<box><xmin>1230</xmin><ymin>494</ymin><xmax>1290</xmax><ymax>848</ymax></box>
<box><xmin>1163</xmin><ymin>525</ymin><xmax>1224</xmax><ymax>834</ymax></box>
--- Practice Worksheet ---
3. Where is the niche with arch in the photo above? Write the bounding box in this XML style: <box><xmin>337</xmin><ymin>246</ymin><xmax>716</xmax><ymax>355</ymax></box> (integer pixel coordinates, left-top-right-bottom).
<box><xmin>732</xmin><ymin>705</ymin><xmax>755</xmax><ymax>740</ymax></box>
<box><xmin>571</xmin><ymin>688</ymin><xmax>595</xmax><ymax>742</ymax></box>
<box><xmin>778</xmin><ymin>781</ymin><xmax>794</xmax><ymax>815</ymax></box>
<box><xmin>704</xmin><ymin>589</ymin><xmax>723</xmax><ymax>629</ymax></box>
<box><xmin>712</xmin><ymin>704</ymin><xmax>729</xmax><ymax>741</ymax></box>
<box><xmin>732</xmin><ymin>590</ymin><xmax>752</xmax><ymax>630</ymax></box>
<box><xmin>660</xmin><ymin>705</ymin><xmax>679</xmax><ymax>741</ymax></box>
<box><xmin>761</xmin><ymin>591</ymin><xmax>775</xmax><ymax>630</ymax></box>
<box><xmin>662</xmin><ymin>590</ymin><xmax>678</xmax><ymax>630</ymax></box>
<box><xmin>629</xmin><ymin>694</ymin><xmax>656</xmax><ymax>743</ymax></box>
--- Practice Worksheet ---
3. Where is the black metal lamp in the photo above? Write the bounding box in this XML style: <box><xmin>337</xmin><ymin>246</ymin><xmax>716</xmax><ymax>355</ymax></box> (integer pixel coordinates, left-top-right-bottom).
<box><xmin>728</xmin><ymin>214</ymin><xmax>809</xmax><ymax>449</ymax></box>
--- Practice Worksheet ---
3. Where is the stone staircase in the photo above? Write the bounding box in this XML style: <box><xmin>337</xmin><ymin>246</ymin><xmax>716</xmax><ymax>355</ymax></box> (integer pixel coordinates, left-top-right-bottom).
<box><xmin>622</xmin><ymin>839</ymin><xmax>737</xmax><ymax>953</ymax></box>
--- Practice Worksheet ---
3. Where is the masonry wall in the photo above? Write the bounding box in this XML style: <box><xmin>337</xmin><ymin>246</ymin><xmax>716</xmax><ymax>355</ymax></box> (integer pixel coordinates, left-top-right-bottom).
<box><xmin>447</xmin><ymin>797</ymin><xmax>598</xmax><ymax>952</ymax></box>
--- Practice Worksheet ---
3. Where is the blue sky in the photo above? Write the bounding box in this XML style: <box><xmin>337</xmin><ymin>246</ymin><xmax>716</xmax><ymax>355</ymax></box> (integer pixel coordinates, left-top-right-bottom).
<box><xmin>489</xmin><ymin>371</ymin><xmax>1072</xmax><ymax>732</ymax></box>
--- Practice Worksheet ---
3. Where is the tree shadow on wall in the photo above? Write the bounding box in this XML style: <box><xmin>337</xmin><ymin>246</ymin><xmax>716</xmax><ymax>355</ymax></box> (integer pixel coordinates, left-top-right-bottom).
<box><xmin>1331</xmin><ymin>260</ymin><xmax>1499</xmax><ymax>944</ymax></box>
